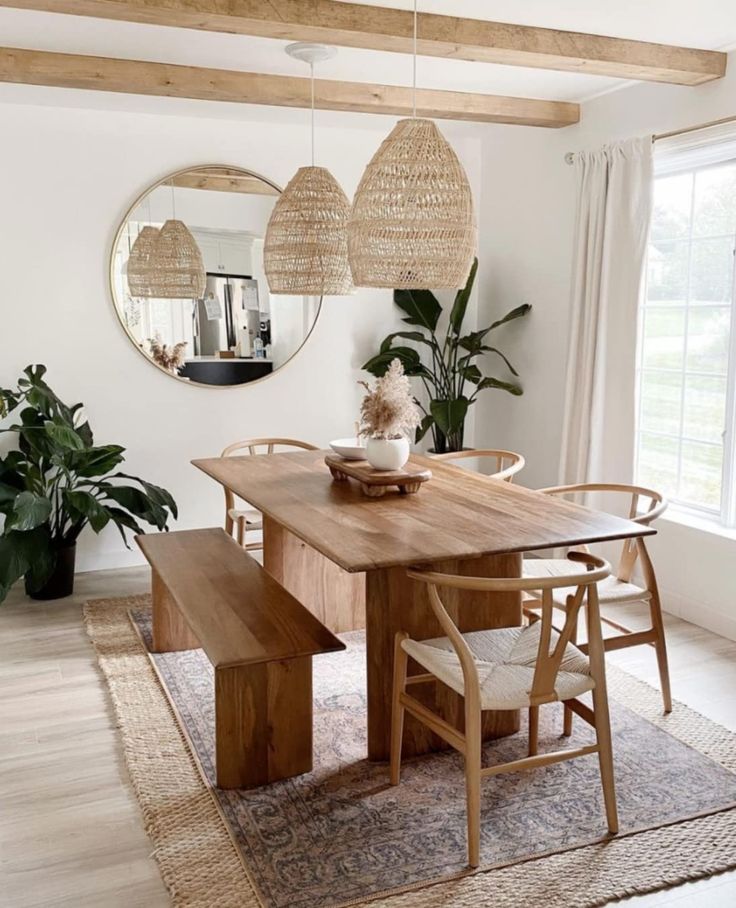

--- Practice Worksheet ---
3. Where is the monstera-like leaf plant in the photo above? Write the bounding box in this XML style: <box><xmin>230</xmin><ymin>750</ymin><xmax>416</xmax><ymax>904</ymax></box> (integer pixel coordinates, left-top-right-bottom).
<box><xmin>362</xmin><ymin>259</ymin><xmax>531</xmax><ymax>453</ymax></box>
<box><xmin>0</xmin><ymin>365</ymin><xmax>177</xmax><ymax>603</ymax></box>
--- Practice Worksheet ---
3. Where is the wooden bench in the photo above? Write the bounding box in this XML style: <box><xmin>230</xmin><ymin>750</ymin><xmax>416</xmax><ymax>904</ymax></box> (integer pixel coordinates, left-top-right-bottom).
<box><xmin>135</xmin><ymin>528</ymin><xmax>345</xmax><ymax>789</ymax></box>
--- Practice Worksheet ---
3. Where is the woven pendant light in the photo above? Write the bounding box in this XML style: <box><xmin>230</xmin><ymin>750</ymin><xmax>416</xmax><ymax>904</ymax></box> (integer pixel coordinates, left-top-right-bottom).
<box><xmin>126</xmin><ymin>226</ymin><xmax>160</xmax><ymax>298</ymax></box>
<box><xmin>348</xmin><ymin>117</ymin><xmax>476</xmax><ymax>289</ymax></box>
<box><xmin>264</xmin><ymin>43</ymin><xmax>352</xmax><ymax>296</ymax></box>
<box><xmin>347</xmin><ymin>1</ymin><xmax>475</xmax><ymax>289</ymax></box>
<box><xmin>264</xmin><ymin>165</ymin><xmax>352</xmax><ymax>295</ymax></box>
<box><xmin>148</xmin><ymin>219</ymin><xmax>206</xmax><ymax>299</ymax></box>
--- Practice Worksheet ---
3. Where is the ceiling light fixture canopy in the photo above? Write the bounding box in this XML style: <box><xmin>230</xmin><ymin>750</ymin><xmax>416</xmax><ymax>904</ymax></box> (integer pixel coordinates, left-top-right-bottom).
<box><xmin>264</xmin><ymin>43</ymin><xmax>353</xmax><ymax>296</ymax></box>
<box><xmin>347</xmin><ymin>1</ymin><xmax>476</xmax><ymax>290</ymax></box>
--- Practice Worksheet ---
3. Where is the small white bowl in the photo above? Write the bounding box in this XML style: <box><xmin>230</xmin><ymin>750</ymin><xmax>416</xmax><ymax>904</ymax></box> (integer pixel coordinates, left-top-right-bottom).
<box><xmin>329</xmin><ymin>438</ymin><xmax>367</xmax><ymax>460</ymax></box>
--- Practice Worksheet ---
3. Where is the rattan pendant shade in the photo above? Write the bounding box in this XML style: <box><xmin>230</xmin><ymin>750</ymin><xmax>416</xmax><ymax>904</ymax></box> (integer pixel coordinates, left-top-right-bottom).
<box><xmin>348</xmin><ymin>117</ymin><xmax>476</xmax><ymax>290</ymax></box>
<box><xmin>264</xmin><ymin>165</ymin><xmax>353</xmax><ymax>295</ymax></box>
<box><xmin>126</xmin><ymin>226</ymin><xmax>161</xmax><ymax>298</ymax></box>
<box><xmin>147</xmin><ymin>219</ymin><xmax>206</xmax><ymax>299</ymax></box>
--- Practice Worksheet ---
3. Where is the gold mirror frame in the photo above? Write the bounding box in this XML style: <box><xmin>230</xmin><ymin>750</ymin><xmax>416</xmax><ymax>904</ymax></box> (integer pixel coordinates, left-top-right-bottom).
<box><xmin>109</xmin><ymin>164</ymin><xmax>323</xmax><ymax>389</ymax></box>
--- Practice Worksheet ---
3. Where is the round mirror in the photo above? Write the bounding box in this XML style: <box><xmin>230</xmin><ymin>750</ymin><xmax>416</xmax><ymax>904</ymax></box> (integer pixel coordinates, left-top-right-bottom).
<box><xmin>110</xmin><ymin>165</ymin><xmax>321</xmax><ymax>387</ymax></box>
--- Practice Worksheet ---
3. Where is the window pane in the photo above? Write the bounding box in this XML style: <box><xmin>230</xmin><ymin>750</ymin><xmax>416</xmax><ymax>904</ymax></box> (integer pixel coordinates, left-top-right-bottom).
<box><xmin>693</xmin><ymin>162</ymin><xmax>736</xmax><ymax>237</ymax></box>
<box><xmin>686</xmin><ymin>306</ymin><xmax>731</xmax><ymax>373</ymax></box>
<box><xmin>647</xmin><ymin>239</ymin><xmax>688</xmax><ymax>304</ymax></box>
<box><xmin>680</xmin><ymin>440</ymin><xmax>723</xmax><ymax>510</ymax></box>
<box><xmin>683</xmin><ymin>374</ymin><xmax>727</xmax><ymax>443</ymax></box>
<box><xmin>689</xmin><ymin>237</ymin><xmax>735</xmax><ymax>304</ymax></box>
<box><xmin>637</xmin><ymin>432</ymin><xmax>679</xmax><ymax>500</ymax></box>
<box><xmin>642</xmin><ymin>307</ymin><xmax>685</xmax><ymax>369</ymax></box>
<box><xmin>650</xmin><ymin>172</ymin><xmax>693</xmax><ymax>241</ymax></box>
<box><xmin>639</xmin><ymin>370</ymin><xmax>682</xmax><ymax>436</ymax></box>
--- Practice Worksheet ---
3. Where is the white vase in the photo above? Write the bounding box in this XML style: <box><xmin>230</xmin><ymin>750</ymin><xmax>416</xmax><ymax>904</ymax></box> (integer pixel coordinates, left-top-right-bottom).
<box><xmin>365</xmin><ymin>437</ymin><xmax>410</xmax><ymax>471</ymax></box>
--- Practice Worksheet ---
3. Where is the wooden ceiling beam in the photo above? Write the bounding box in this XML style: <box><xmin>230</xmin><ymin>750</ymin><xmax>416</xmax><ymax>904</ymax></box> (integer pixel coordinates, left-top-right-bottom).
<box><xmin>0</xmin><ymin>47</ymin><xmax>580</xmax><ymax>127</ymax></box>
<box><xmin>0</xmin><ymin>0</ymin><xmax>726</xmax><ymax>86</ymax></box>
<box><xmin>172</xmin><ymin>173</ymin><xmax>279</xmax><ymax>195</ymax></box>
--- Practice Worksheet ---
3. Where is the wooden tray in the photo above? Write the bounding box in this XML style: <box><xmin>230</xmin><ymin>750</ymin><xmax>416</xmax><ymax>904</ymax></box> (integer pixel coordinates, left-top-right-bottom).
<box><xmin>325</xmin><ymin>454</ymin><xmax>432</xmax><ymax>497</ymax></box>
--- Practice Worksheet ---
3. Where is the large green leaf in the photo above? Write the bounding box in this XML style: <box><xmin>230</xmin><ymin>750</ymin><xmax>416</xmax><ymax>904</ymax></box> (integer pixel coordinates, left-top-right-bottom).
<box><xmin>458</xmin><ymin>303</ymin><xmax>532</xmax><ymax>355</ymax></box>
<box><xmin>448</xmin><ymin>257</ymin><xmax>478</xmax><ymax>335</ymax></box>
<box><xmin>459</xmin><ymin>364</ymin><xmax>482</xmax><ymax>384</ymax></box>
<box><xmin>430</xmin><ymin>398</ymin><xmax>470</xmax><ymax>437</ymax></box>
<box><xmin>101</xmin><ymin>485</ymin><xmax>168</xmax><ymax>530</ymax></box>
<box><xmin>0</xmin><ymin>533</ymin><xmax>32</xmax><ymax>602</ymax></box>
<box><xmin>44</xmin><ymin>422</ymin><xmax>85</xmax><ymax>452</ymax></box>
<box><xmin>393</xmin><ymin>289</ymin><xmax>442</xmax><ymax>332</ymax></box>
<box><xmin>0</xmin><ymin>526</ymin><xmax>55</xmax><ymax>602</ymax></box>
<box><xmin>104</xmin><ymin>506</ymin><xmax>146</xmax><ymax>548</ymax></box>
<box><xmin>6</xmin><ymin>491</ymin><xmax>52</xmax><ymax>532</ymax></box>
<box><xmin>379</xmin><ymin>331</ymin><xmax>432</xmax><ymax>353</ymax></box>
<box><xmin>486</xmin><ymin>303</ymin><xmax>532</xmax><ymax>333</ymax></box>
<box><xmin>70</xmin><ymin>445</ymin><xmax>125</xmax><ymax>478</ymax></box>
<box><xmin>474</xmin><ymin>377</ymin><xmax>523</xmax><ymax>395</ymax></box>
<box><xmin>113</xmin><ymin>473</ymin><xmax>178</xmax><ymax>521</ymax></box>
<box><xmin>63</xmin><ymin>489</ymin><xmax>110</xmax><ymax>533</ymax></box>
<box><xmin>362</xmin><ymin>347</ymin><xmax>431</xmax><ymax>380</ymax></box>
<box><xmin>0</xmin><ymin>482</ymin><xmax>20</xmax><ymax>511</ymax></box>
<box><xmin>415</xmin><ymin>413</ymin><xmax>435</xmax><ymax>444</ymax></box>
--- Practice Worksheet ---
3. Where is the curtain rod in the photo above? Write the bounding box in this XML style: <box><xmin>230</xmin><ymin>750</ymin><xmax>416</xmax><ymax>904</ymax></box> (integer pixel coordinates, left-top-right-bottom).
<box><xmin>564</xmin><ymin>112</ymin><xmax>736</xmax><ymax>164</ymax></box>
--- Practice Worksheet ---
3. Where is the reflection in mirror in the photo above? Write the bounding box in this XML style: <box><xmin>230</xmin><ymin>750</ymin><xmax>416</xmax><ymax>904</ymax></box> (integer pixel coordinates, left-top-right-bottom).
<box><xmin>110</xmin><ymin>166</ymin><xmax>321</xmax><ymax>386</ymax></box>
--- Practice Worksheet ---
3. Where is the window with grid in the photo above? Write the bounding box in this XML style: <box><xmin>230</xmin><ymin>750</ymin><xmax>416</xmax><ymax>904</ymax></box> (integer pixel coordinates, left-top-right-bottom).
<box><xmin>636</xmin><ymin>146</ymin><xmax>736</xmax><ymax>525</ymax></box>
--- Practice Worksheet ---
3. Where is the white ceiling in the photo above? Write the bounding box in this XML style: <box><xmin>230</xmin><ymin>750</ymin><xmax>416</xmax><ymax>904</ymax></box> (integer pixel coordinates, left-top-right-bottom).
<box><xmin>0</xmin><ymin>0</ymin><xmax>734</xmax><ymax>115</ymax></box>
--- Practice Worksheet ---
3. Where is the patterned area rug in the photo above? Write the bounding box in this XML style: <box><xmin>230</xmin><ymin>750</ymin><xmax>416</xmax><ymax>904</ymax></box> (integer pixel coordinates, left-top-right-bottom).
<box><xmin>85</xmin><ymin>596</ymin><xmax>736</xmax><ymax>908</ymax></box>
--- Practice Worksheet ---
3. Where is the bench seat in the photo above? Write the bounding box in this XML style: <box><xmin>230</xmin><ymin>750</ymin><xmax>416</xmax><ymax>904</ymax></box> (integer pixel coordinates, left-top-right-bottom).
<box><xmin>136</xmin><ymin>527</ymin><xmax>344</xmax><ymax>788</ymax></box>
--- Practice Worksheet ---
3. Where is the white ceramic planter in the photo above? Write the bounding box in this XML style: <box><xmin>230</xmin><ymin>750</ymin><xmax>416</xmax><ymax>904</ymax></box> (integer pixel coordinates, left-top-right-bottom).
<box><xmin>365</xmin><ymin>437</ymin><xmax>410</xmax><ymax>471</ymax></box>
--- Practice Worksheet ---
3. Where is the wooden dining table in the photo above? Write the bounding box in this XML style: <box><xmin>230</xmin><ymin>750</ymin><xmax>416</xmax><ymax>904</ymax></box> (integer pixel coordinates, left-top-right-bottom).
<box><xmin>193</xmin><ymin>450</ymin><xmax>654</xmax><ymax>762</ymax></box>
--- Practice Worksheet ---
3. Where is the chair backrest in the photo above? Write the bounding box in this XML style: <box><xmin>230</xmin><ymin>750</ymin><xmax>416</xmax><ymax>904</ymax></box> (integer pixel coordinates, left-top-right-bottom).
<box><xmin>536</xmin><ymin>483</ymin><xmax>667</xmax><ymax>582</ymax></box>
<box><xmin>221</xmin><ymin>437</ymin><xmax>319</xmax><ymax>458</ymax></box>
<box><xmin>407</xmin><ymin>552</ymin><xmax>610</xmax><ymax>709</ymax></box>
<box><xmin>220</xmin><ymin>438</ymin><xmax>319</xmax><ymax>511</ymax></box>
<box><xmin>431</xmin><ymin>449</ymin><xmax>525</xmax><ymax>482</ymax></box>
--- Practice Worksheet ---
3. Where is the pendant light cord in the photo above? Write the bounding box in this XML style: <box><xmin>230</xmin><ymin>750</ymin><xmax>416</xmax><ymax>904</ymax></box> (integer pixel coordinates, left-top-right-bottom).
<box><xmin>412</xmin><ymin>0</ymin><xmax>417</xmax><ymax>118</ymax></box>
<box><xmin>170</xmin><ymin>179</ymin><xmax>177</xmax><ymax>220</ymax></box>
<box><xmin>310</xmin><ymin>61</ymin><xmax>316</xmax><ymax>166</ymax></box>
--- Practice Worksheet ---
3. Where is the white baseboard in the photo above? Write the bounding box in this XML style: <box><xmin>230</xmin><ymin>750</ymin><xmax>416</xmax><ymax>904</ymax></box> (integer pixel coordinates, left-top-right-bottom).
<box><xmin>661</xmin><ymin>586</ymin><xmax>736</xmax><ymax>643</ymax></box>
<box><xmin>76</xmin><ymin>548</ymin><xmax>147</xmax><ymax>574</ymax></box>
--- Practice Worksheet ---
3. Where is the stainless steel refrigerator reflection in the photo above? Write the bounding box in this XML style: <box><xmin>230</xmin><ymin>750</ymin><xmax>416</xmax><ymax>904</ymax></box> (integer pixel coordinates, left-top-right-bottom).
<box><xmin>193</xmin><ymin>275</ymin><xmax>261</xmax><ymax>356</ymax></box>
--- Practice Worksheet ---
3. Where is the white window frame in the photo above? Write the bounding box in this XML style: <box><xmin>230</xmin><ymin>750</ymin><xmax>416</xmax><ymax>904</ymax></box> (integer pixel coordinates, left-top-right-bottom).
<box><xmin>635</xmin><ymin>125</ymin><xmax>736</xmax><ymax>527</ymax></box>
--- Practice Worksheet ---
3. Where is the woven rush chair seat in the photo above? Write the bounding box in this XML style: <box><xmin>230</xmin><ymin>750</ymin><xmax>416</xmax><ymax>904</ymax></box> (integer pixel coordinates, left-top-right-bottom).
<box><xmin>227</xmin><ymin>507</ymin><xmax>262</xmax><ymax>530</ymax></box>
<box><xmin>402</xmin><ymin>624</ymin><xmax>593</xmax><ymax>711</ymax></box>
<box><xmin>524</xmin><ymin>559</ymin><xmax>651</xmax><ymax>606</ymax></box>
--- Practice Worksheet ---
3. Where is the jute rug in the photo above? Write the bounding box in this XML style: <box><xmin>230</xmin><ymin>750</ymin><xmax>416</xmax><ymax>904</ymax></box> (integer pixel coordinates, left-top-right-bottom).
<box><xmin>84</xmin><ymin>595</ymin><xmax>736</xmax><ymax>908</ymax></box>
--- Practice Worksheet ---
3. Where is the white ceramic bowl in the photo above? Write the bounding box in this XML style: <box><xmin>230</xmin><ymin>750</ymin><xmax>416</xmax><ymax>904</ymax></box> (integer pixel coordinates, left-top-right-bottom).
<box><xmin>329</xmin><ymin>438</ymin><xmax>367</xmax><ymax>461</ymax></box>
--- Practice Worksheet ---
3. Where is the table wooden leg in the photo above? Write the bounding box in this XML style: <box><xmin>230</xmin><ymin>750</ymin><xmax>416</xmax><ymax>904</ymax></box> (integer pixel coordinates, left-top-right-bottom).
<box><xmin>263</xmin><ymin>515</ymin><xmax>366</xmax><ymax>633</ymax></box>
<box><xmin>366</xmin><ymin>553</ymin><xmax>522</xmax><ymax>761</ymax></box>
<box><xmin>214</xmin><ymin>656</ymin><xmax>312</xmax><ymax>789</ymax></box>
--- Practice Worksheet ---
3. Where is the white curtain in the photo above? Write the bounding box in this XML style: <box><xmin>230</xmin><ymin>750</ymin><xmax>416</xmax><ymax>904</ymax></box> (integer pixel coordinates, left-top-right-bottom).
<box><xmin>558</xmin><ymin>137</ymin><xmax>653</xmax><ymax>486</ymax></box>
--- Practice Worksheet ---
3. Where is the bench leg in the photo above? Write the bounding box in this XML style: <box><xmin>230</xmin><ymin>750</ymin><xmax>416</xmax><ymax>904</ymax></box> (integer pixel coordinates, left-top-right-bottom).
<box><xmin>151</xmin><ymin>569</ymin><xmax>200</xmax><ymax>653</ymax></box>
<box><xmin>214</xmin><ymin>656</ymin><xmax>313</xmax><ymax>789</ymax></box>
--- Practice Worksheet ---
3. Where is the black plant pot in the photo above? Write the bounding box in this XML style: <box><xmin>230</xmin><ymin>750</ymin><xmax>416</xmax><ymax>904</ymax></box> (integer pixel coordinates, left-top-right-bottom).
<box><xmin>25</xmin><ymin>543</ymin><xmax>77</xmax><ymax>601</ymax></box>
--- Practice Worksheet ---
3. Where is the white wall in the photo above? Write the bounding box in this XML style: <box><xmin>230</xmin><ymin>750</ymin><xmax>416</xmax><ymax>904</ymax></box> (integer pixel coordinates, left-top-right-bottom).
<box><xmin>0</xmin><ymin>100</ymin><xmax>481</xmax><ymax>573</ymax></box>
<box><xmin>475</xmin><ymin>52</ymin><xmax>736</xmax><ymax>640</ymax></box>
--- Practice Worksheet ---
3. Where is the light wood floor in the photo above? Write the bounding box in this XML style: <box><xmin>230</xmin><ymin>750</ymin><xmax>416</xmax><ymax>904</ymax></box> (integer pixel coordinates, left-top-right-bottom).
<box><xmin>1</xmin><ymin>568</ymin><xmax>735</xmax><ymax>907</ymax></box>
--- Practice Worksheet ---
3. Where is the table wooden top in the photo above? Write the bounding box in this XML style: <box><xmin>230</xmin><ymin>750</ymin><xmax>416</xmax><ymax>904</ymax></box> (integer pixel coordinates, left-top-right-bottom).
<box><xmin>193</xmin><ymin>450</ymin><xmax>655</xmax><ymax>574</ymax></box>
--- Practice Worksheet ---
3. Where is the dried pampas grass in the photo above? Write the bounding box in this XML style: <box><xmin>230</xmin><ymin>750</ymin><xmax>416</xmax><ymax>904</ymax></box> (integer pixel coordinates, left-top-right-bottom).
<box><xmin>148</xmin><ymin>337</ymin><xmax>187</xmax><ymax>374</ymax></box>
<box><xmin>359</xmin><ymin>358</ymin><xmax>421</xmax><ymax>440</ymax></box>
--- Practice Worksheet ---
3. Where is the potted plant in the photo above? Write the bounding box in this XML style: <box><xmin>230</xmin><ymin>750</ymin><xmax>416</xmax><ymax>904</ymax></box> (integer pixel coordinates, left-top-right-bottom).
<box><xmin>0</xmin><ymin>365</ymin><xmax>177</xmax><ymax>603</ymax></box>
<box><xmin>358</xmin><ymin>359</ymin><xmax>422</xmax><ymax>471</ymax></box>
<box><xmin>362</xmin><ymin>259</ymin><xmax>531</xmax><ymax>454</ymax></box>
